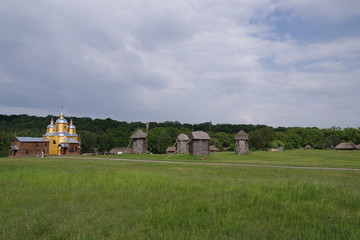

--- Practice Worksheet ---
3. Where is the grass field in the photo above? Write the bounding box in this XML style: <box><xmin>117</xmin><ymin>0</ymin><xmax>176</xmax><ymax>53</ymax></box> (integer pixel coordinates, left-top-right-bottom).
<box><xmin>96</xmin><ymin>150</ymin><xmax>360</xmax><ymax>169</ymax></box>
<box><xmin>1</xmin><ymin>150</ymin><xmax>360</xmax><ymax>239</ymax></box>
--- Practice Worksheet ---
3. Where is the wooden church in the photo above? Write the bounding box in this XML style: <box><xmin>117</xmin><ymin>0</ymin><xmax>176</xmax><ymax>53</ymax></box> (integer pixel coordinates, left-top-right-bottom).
<box><xmin>9</xmin><ymin>113</ymin><xmax>81</xmax><ymax>157</ymax></box>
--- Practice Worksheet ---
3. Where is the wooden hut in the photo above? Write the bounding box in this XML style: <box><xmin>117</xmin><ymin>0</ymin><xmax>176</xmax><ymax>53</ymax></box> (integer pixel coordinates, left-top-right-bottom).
<box><xmin>108</xmin><ymin>147</ymin><xmax>132</xmax><ymax>154</ymax></box>
<box><xmin>235</xmin><ymin>130</ymin><xmax>249</xmax><ymax>154</ymax></box>
<box><xmin>334</xmin><ymin>143</ymin><xmax>357</xmax><ymax>150</ymax></box>
<box><xmin>131</xmin><ymin>129</ymin><xmax>147</xmax><ymax>154</ymax></box>
<box><xmin>189</xmin><ymin>131</ymin><xmax>210</xmax><ymax>156</ymax></box>
<box><xmin>176</xmin><ymin>133</ymin><xmax>189</xmax><ymax>154</ymax></box>
<box><xmin>166</xmin><ymin>147</ymin><xmax>176</xmax><ymax>154</ymax></box>
<box><xmin>210</xmin><ymin>145</ymin><xmax>220</xmax><ymax>153</ymax></box>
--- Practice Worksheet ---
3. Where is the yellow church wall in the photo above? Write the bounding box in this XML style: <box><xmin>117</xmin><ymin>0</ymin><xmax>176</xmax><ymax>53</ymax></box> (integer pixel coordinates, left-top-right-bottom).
<box><xmin>43</xmin><ymin>113</ymin><xmax>80</xmax><ymax>156</ymax></box>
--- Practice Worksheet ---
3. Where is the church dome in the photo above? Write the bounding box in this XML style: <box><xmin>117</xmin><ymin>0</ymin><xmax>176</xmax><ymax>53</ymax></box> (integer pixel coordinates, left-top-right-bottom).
<box><xmin>69</xmin><ymin>119</ymin><xmax>76</xmax><ymax>129</ymax></box>
<box><xmin>55</xmin><ymin>113</ymin><xmax>68</xmax><ymax>124</ymax></box>
<box><xmin>55</xmin><ymin>118</ymin><xmax>68</xmax><ymax>124</ymax></box>
<box><xmin>47</xmin><ymin>118</ymin><xmax>55</xmax><ymax>128</ymax></box>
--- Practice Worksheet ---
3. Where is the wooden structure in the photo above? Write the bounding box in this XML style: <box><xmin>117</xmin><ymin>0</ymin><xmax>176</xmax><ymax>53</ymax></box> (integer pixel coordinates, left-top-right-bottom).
<box><xmin>108</xmin><ymin>147</ymin><xmax>132</xmax><ymax>154</ymax></box>
<box><xmin>334</xmin><ymin>143</ymin><xmax>357</xmax><ymax>150</ymax></box>
<box><xmin>131</xmin><ymin>129</ymin><xmax>147</xmax><ymax>154</ymax></box>
<box><xmin>10</xmin><ymin>137</ymin><xmax>49</xmax><ymax>157</ymax></box>
<box><xmin>210</xmin><ymin>145</ymin><xmax>220</xmax><ymax>153</ymax></box>
<box><xmin>9</xmin><ymin>113</ymin><xmax>80</xmax><ymax>157</ymax></box>
<box><xmin>166</xmin><ymin>147</ymin><xmax>176</xmax><ymax>154</ymax></box>
<box><xmin>176</xmin><ymin>133</ymin><xmax>189</xmax><ymax>154</ymax></box>
<box><xmin>304</xmin><ymin>144</ymin><xmax>313</xmax><ymax>150</ymax></box>
<box><xmin>235</xmin><ymin>130</ymin><xmax>249</xmax><ymax>154</ymax></box>
<box><xmin>189</xmin><ymin>131</ymin><xmax>210</xmax><ymax>156</ymax></box>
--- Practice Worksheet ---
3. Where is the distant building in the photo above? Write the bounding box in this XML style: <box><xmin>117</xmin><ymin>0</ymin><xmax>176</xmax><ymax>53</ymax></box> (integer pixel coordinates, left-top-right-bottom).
<box><xmin>108</xmin><ymin>147</ymin><xmax>132</xmax><ymax>154</ymax></box>
<box><xmin>9</xmin><ymin>113</ymin><xmax>80</xmax><ymax>157</ymax></box>
<box><xmin>334</xmin><ymin>143</ymin><xmax>357</xmax><ymax>150</ymax></box>
<box><xmin>166</xmin><ymin>147</ymin><xmax>176</xmax><ymax>154</ymax></box>
<box><xmin>176</xmin><ymin>133</ymin><xmax>189</xmax><ymax>154</ymax></box>
<box><xmin>210</xmin><ymin>145</ymin><xmax>220</xmax><ymax>153</ymax></box>
<box><xmin>131</xmin><ymin>129</ymin><xmax>147</xmax><ymax>154</ymax></box>
<box><xmin>189</xmin><ymin>131</ymin><xmax>210</xmax><ymax>156</ymax></box>
<box><xmin>304</xmin><ymin>145</ymin><xmax>313</xmax><ymax>150</ymax></box>
<box><xmin>235</xmin><ymin>130</ymin><xmax>249</xmax><ymax>154</ymax></box>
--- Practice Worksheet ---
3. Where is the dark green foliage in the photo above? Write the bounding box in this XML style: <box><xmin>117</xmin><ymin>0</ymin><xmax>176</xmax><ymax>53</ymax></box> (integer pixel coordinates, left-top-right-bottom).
<box><xmin>210</xmin><ymin>132</ymin><xmax>234</xmax><ymax>151</ymax></box>
<box><xmin>249</xmin><ymin>127</ymin><xmax>275</xmax><ymax>150</ymax></box>
<box><xmin>148</xmin><ymin>127</ymin><xmax>181</xmax><ymax>154</ymax></box>
<box><xmin>0</xmin><ymin>114</ymin><xmax>360</xmax><ymax>157</ymax></box>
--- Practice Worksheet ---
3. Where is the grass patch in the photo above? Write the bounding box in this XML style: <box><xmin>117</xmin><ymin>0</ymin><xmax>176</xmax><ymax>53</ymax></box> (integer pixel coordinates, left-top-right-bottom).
<box><xmin>1</xmin><ymin>154</ymin><xmax>360</xmax><ymax>239</ymax></box>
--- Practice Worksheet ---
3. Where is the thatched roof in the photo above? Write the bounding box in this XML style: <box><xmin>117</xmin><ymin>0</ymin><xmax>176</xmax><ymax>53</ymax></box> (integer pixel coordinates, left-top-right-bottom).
<box><xmin>235</xmin><ymin>130</ymin><xmax>249</xmax><ymax>140</ymax></box>
<box><xmin>177</xmin><ymin>133</ymin><xmax>189</xmax><ymax>142</ymax></box>
<box><xmin>304</xmin><ymin>144</ymin><xmax>313</xmax><ymax>149</ymax></box>
<box><xmin>166</xmin><ymin>147</ymin><xmax>176</xmax><ymax>153</ymax></box>
<box><xmin>210</xmin><ymin>145</ymin><xmax>220</xmax><ymax>152</ymax></box>
<box><xmin>131</xmin><ymin>129</ymin><xmax>147</xmax><ymax>139</ymax></box>
<box><xmin>334</xmin><ymin>142</ymin><xmax>357</xmax><ymax>150</ymax></box>
<box><xmin>190</xmin><ymin>131</ymin><xmax>210</xmax><ymax>140</ymax></box>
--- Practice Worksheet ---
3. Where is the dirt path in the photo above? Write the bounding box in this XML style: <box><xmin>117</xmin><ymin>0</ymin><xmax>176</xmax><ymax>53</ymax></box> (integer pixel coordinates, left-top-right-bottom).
<box><xmin>51</xmin><ymin>156</ymin><xmax>360</xmax><ymax>172</ymax></box>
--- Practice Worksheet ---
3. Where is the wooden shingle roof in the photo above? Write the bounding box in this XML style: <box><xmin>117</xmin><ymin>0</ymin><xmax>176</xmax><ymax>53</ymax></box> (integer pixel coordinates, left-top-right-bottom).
<box><xmin>130</xmin><ymin>129</ymin><xmax>147</xmax><ymax>139</ymax></box>
<box><xmin>166</xmin><ymin>147</ymin><xmax>176</xmax><ymax>153</ymax></box>
<box><xmin>235</xmin><ymin>130</ymin><xmax>248</xmax><ymax>140</ymax></box>
<box><xmin>190</xmin><ymin>131</ymin><xmax>210</xmax><ymax>140</ymax></box>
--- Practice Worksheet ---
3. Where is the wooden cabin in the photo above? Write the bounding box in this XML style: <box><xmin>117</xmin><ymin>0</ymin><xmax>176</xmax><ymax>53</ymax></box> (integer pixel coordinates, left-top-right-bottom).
<box><xmin>131</xmin><ymin>129</ymin><xmax>147</xmax><ymax>154</ymax></box>
<box><xmin>189</xmin><ymin>131</ymin><xmax>210</xmax><ymax>156</ymax></box>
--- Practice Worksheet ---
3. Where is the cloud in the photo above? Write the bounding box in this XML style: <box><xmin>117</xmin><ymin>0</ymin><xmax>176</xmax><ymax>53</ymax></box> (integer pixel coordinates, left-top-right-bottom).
<box><xmin>0</xmin><ymin>0</ymin><xmax>359</xmax><ymax>127</ymax></box>
<box><xmin>277</xmin><ymin>0</ymin><xmax>360</xmax><ymax>22</ymax></box>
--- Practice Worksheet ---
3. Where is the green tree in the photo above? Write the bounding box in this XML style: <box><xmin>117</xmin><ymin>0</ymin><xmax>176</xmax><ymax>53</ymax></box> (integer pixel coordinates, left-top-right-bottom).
<box><xmin>249</xmin><ymin>127</ymin><xmax>275</xmax><ymax>150</ymax></box>
<box><xmin>147</xmin><ymin>127</ymin><xmax>180</xmax><ymax>154</ymax></box>
<box><xmin>210</xmin><ymin>132</ymin><xmax>234</xmax><ymax>151</ymax></box>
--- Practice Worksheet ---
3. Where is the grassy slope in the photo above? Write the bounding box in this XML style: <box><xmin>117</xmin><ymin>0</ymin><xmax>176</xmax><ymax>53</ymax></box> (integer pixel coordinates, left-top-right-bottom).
<box><xmin>1</xmin><ymin>152</ymin><xmax>360</xmax><ymax>239</ymax></box>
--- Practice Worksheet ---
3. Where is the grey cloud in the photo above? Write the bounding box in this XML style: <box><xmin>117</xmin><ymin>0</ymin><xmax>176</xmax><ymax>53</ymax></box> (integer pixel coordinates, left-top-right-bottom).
<box><xmin>1</xmin><ymin>0</ymin><xmax>360</xmax><ymax>127</ymax></box>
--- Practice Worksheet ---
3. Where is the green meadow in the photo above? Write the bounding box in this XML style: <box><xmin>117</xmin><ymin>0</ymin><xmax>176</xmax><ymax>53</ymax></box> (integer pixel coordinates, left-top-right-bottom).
<box><xmin>1</xmin><ymin>151</ymin><xmax>360</xmax><ymax>239</ymax></box>
<box><xmin>97</xmin><ymin>150</ymin><xmax>360</xmax><ymax>169</ymax></box>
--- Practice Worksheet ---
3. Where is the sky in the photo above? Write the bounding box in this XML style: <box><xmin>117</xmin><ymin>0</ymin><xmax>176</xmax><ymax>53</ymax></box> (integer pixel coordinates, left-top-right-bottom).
<box><xmin>1</xmin><ymin>0</ymin><xmax>360</xmax><ymax>128</ymax></box>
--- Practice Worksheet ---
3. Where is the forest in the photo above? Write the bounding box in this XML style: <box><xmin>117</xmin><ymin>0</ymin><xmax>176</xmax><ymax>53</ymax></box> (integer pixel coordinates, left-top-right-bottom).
<box><xmin>1</xmin><ymin>114</ymin><xmax>360</xmax><ymax>157</ymax></box>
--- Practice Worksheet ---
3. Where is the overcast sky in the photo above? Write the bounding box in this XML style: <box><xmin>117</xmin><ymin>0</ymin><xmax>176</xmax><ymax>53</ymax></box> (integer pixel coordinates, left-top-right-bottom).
<box><xmin>1</xmin><ymin>0</ymin><xmax>360</xmax><ymax>128</ymax></box>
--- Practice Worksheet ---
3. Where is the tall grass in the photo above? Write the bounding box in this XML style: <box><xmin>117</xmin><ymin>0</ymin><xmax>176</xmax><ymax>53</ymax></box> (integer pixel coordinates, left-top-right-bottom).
<box><xmin>0</xmin><ymin>155</ymin><xmax>359</xmax><ymax>239</ymax></box>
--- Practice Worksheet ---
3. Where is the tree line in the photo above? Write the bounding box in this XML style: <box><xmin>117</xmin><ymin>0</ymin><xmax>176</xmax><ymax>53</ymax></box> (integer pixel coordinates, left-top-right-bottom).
<box><xmin>1</xmin><ymin>114</ymin><xmax>359</xmax><ymax>157</ymax></box>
